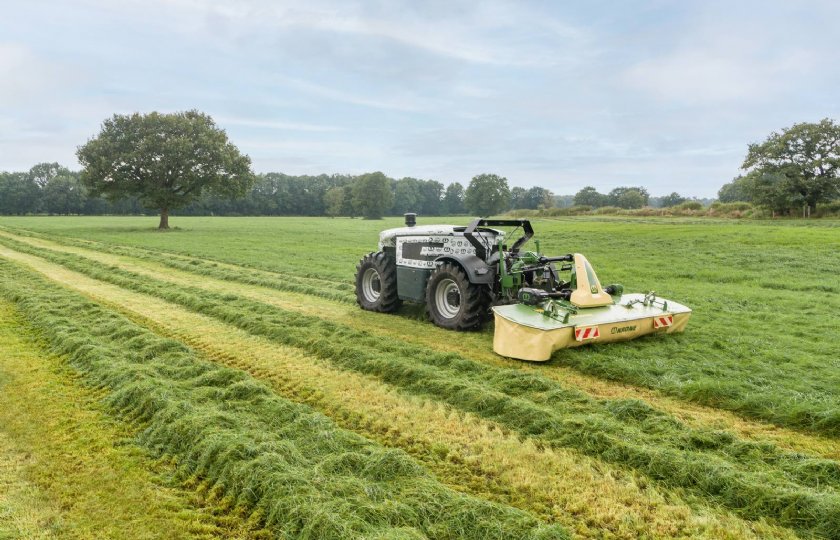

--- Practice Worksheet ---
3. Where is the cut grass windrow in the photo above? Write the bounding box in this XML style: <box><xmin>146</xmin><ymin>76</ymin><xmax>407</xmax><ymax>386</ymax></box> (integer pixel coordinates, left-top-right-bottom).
<box><xmin>5</xmin><ymin>228</ymin><xmax>836</xmax><ymax>462</ymax></box>
<box><xmin>0</xmin><ymin>301</ymin><xmax>256</xmax><ymax>539</ymax></box>
<box><xmin>0</xmin><ymin>259</ymin><xmax>569</xmax><ymax>540</ymax></box>
<box><xmin>3</xmin><ymin>239</ymin><xmax>838</xmax><ymax>537</ymax></box>
<box><xmin>5</xmin><ymin>225</ymin><xmax>839</xmax><ymax>440</ymax></box>
<box><xmin>0</xmin><ymin>245</ymin><xmax>795</xmax><ymax>539</ymax></box>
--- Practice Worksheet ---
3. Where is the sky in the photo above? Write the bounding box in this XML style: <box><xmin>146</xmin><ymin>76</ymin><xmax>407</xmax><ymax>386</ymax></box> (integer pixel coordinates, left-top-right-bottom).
<box><xmin>1</xmin><ymin>1</ymin><xmax>838</xmax><ymax>197</ymax></box>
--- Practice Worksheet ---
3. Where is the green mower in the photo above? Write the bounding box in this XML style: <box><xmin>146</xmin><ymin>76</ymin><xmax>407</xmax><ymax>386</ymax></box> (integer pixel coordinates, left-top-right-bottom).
<box><xmin>355</xmin><ymin>214</ymin><xmax>691</xmax><ymax>361</ymax></box>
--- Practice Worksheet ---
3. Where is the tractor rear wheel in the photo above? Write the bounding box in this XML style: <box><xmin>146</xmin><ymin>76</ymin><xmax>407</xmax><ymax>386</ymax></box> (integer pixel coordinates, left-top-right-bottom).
<box><xmin>426</xmin><ymin>262</ymin><xmax>489</xmax><ymax>330</ymax></box>
<box><xmin>355</xmin><ymin>251</ymin><xmax>401</xmax><ymax>313</ymax></box>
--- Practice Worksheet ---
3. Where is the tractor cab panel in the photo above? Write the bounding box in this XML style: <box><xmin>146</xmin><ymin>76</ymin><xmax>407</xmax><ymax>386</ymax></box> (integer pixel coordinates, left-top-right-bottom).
<box><xmin>378</xmin><ymin>224</ymin><xmax>503</xmax><ymax>302</ymax></box>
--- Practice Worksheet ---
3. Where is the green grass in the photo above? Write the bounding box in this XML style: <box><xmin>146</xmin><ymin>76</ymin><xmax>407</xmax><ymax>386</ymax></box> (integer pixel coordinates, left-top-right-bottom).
<box><xmin>1</xmin><ymin>235</ymin><xmax>838</xmax><ymax>537</ymax></box>
<box><xmin>1</xmin><ymin>214</ymin><xmax>838</xmax><ymax>538</ymax></box>
<box><xmin>0</xmin><ymin>257</ymin><xmax>568</xmax><ymax>540</ymax></box>
<box><xmin>2</xmin><ymin>216</ymin><xmax>838</xmax><ymax>436</ymax></box>
<box><xmin>0</xmin><ymin>240</ymin><xmax>803</xmax><ymax>539</ymax></box>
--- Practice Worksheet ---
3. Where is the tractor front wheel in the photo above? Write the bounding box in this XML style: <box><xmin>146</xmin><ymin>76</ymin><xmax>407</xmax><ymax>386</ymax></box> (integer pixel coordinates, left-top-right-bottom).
<box><xmin>355</xmin><ymin>251</ymin><xmax>401</xmax><ymax>312</ymax></box>
<box><xmin>426</xmin><ymin>262</ymin><xmax>489</xmax><ymax>331</ymax></box>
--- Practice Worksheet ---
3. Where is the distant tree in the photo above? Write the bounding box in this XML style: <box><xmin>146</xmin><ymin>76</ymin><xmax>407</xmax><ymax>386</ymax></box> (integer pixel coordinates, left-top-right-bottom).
<box><xmin>76</xmin><ymin>110</ymin><xmax>255</xmax><ymax>229</ymax></box>
<box><xmin>553</xmin><ymin>194</ymin><xmax>575</xmax><ymax>208</ymax></box>
<box><xmin>745</xmin><ymin>171</ymin><xmax>800</xmax><ymax>215</ymax></box>
<box><xmin>247</xmin><ymin>175</ymin><xmax>281</xmax><ymax>215</ymax></box>
<box><xmin>43</xmin><ymin>174</ymin><xmax>87</xmax><ymax>215</ymax></box>
<box><xmin>28</xmin><ymin>162</ymin><xmax>71</xmax><ymax>189</ymax></box>
<box><xmin>82</xmin><ymin>196</ymin><xmax>112</xmax><ymax>215</ymax></box>
<box><xmin>323</xmin><ymin>186</ymin><xmax>345</xmax><ymax>217</ymax></box>
<box><xmin>717</xmin><ymin>176</ymin><xmax>753</xmax><ymax>203</ymax></box>
<box><xmin>574</xmin><ymin>186</ymin><xmax>608</xmax><ymax>208</ymax></box>
<box><xmin>340</xmin><ymin>185</ymin><xmax>356</xmax><ymax>218</ymax></box>
<box><xmin>0</xmin><ymin>172</ymin><xmax>41</xmax><ymax>214</ymax></box>
<box><xmin>509</xmin><ymin>186</ymin><xmax>527</xmax><ymax>209</ymax></box>
<box><xmin>608</xmin><ymin>186</ymin><xmax>649</xmax><ymax>208</ymax></box>
<box><xmin>658</xmin><ymin>192</ymin><xmax>686</xmax><ymax>207</ymax></box>
<box><xmin>352</xmin><ymin>171</ymin><xmax>393</xmax><ymax>219</ymax></box>
<box><xmin>617</xmin><ymin>189</ymin><xmax>646</xmax><ymax>209</ymax></box>
<box><xmin>524</xmin><ymin>186</ymin><xmax>554</xmax><ymax>209</ymax></box>
<box><xmin>742</xmin><ymin>118</ymin><xmax>840</xmax><ymax>215</ymax></box>
<box><xmin>442</xmin><ymin>182</ymin><xmax>465</xmax><ymax>215</ymax></box>
<box><xmin>392</xmin><ymin>178</ymin><xmax>422</xmax><ymax>215</ymax></box>
<box><xmin>464</xmin><ymin>173</ymin><xmax>511</xmax><ymax>216</ymax></box>
<box><xmin>418</xmin><ymin>179</ymin><xmax>444</xmax><ymax>215</ymax></box>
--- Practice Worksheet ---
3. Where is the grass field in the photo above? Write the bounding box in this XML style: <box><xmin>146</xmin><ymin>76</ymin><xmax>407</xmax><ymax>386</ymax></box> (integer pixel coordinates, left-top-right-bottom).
<box><xmin>0</xmin><ymin>215</ymin><xmax>837</xmax><ymax>539</ymax></box>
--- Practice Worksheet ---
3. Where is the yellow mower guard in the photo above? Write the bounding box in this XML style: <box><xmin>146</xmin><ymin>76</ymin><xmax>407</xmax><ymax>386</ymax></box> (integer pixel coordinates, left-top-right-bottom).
<box><xmin>492</xmin><ymin>294</ymin><xmax>692</xmax><ymax>362</ymax></box>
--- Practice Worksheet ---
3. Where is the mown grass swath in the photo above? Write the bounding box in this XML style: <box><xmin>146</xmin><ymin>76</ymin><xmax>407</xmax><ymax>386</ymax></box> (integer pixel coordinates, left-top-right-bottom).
<box><xmin>0</xmin><ymin>259</ymin><xmax>568</xmax><ymax>540</ymax></box>
<box><xmin>0</xmin><ymin>301</ymin><xmax>249</xmax><ymax>539</ymax></box>
<box><xmin>3</xmin><ymin>238</ymin><xmax>838</xmax><ymax>537</ymax></box>
<box><xmin>4</xmin><ymin>221</ymin><xmax>838</xmax><ymax>438</ymax></box>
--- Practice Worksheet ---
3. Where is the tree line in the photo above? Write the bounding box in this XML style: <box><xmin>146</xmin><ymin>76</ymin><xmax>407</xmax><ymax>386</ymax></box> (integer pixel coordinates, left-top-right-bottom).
<box><xmin>3</xmin><ymin>111</ymin><xmax>836</xmax><ymax>222</ymax></box>
<box><xmin>0</xmin><ymin>163</ymin><xmax>554</xmax><ymax>219</ymax></box>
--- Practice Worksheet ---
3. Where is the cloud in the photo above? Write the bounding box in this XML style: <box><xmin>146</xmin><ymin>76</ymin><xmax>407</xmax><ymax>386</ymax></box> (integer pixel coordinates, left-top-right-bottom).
<box><xmin>151</xmin><ymin>0</ymin><xmax>590</xmax><ymax>68</ymax></box>
<box><xmin>113</xmin><ymin>0</ymin><xmax>592</xmax><ymax>82</ymax></box>
<box><xmin>274</xmin><ymin>76</ymin><xmax>441</xmax><ymax>113</ymax></box>
<box><xmin>622</xmin><ymin>42</ymin><xmax>816</xmax><ymax>104</ymax></box>
<box><xmin>215</xmin><ymin>116</ymin><xmax>344</xmax><ymax>132</ymax></box>
<box><xmin>0</xmin><ymin>43</ymin><xmax>76</xmax><ymax>104</ymax></box>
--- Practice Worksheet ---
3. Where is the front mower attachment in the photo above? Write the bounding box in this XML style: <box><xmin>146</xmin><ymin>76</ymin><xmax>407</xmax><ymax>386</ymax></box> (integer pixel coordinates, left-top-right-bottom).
<box><xmin>492</xmin><ymin>293</ymin><xmax>692</xmax><ymax>362</ymax></box>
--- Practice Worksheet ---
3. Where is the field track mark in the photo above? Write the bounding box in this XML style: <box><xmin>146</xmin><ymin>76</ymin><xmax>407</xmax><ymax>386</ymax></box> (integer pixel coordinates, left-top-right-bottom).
<box><xmin>0</xmin><ymin>244</ymin><xmax>797</xmax><ymax>540</ymax></box>
<box><xmin>0</xmin><ymin>300</ymin><xmax>264</xmax><ymax>540</ymax></box>
<box><xmin>3</xmin><ymin>230</ymin><xmax>837</xmax><ymax>461</ymax></box>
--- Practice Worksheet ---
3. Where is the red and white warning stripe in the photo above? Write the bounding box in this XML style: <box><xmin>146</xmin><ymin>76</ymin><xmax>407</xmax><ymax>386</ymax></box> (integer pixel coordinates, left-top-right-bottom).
<box><xmin>574</xmin><ymin>326</ymin><xmax>600</xmax><ymax>341</ymax></box>
<box><xmin>653</xmin><ymin>315</ymin><xmax>673</xmax><ymax>329</ymax></box>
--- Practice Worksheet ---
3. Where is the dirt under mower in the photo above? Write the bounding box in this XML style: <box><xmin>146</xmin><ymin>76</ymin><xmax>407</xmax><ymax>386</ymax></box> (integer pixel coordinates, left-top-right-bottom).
<box><xmin>355</xmin><ymin>214</ymin><xmax>691</xmax><ymax>361</ymax></box>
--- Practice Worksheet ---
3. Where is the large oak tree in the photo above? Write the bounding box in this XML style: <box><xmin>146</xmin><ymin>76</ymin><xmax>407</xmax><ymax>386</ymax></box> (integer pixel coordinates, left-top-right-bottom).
<box><xmin>77</xmin><ymin>110</ymin><xmax>255</xmax><ymax>228</ymax></box>
<box><xmin>742</xmin><ymin>118</ymin><xmax>840</xmax><ymax>215</ymax></box>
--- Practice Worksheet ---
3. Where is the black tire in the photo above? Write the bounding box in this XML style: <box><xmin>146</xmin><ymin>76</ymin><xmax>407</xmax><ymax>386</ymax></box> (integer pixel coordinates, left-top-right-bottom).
<box><xmin>355</xmin><ymin>251</ymin><xmax>401</xmax><ymax>313</ymax></box>
<box><xmin>425</xmin><ymin>262</ymin><xmax>490</xmax><ymax>330</ymax></box>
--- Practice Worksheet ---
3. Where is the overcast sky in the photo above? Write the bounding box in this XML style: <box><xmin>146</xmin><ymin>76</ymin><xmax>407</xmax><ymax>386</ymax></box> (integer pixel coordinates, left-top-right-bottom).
<box><xmin>2</xmin><ymin>1</ymin><xmax>838</xmax><ymax>197</ymax></box>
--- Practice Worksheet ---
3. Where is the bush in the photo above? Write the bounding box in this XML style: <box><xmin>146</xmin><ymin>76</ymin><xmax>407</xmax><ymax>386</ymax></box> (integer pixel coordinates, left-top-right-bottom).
<box><xmin>567</xmin><ymin>205</ymin><xmax>592</xmax><ymax>215</ymax></box>
<box><xmin>707</xmin><ymin>202</ymin><xmax>755</xmax><ymax>218</ymax></box>
<box><xmin>711</xmin><ymin>201</ymin><xmax>752</xmax><ymax>212</ymax></box>
<box><xmin>505</xmin><ymin>209</ymin><xmax>539</xmax><ymax>218</ymax></box>
<box><xmin>627</xmin><ymin>207</ymin><xmax>666</xmax><ymax>217</ymax></box>
<box><xmin>593</xmin><ymin>206</ymin><xmax>621</xmax><ymax>215</ymax></box>
<box><xmin>675</xmin><ymin>200</ymin><xmax>703</xmax><ymax>211</ymax></box>
<box><xmin>536</xmin><ymin>205</ymin><xmax>592</xmax><ymax>217</ymax></box>
<box><xmin>814</xmin><ymin>200</ymin><xmax>840</xmax><ymax>218</ymax></box>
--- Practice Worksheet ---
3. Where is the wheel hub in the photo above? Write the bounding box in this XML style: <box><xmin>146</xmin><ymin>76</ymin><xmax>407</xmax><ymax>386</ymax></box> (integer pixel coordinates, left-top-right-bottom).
<box><xmin>362</xmin><ymin>268</ymin><xmax>381</xmax><ymax>302</ymax></box>
<box><xmin>435</xmin><ymin>279</ymin><xmax>461</xmax><ymax>319</ymax></box>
